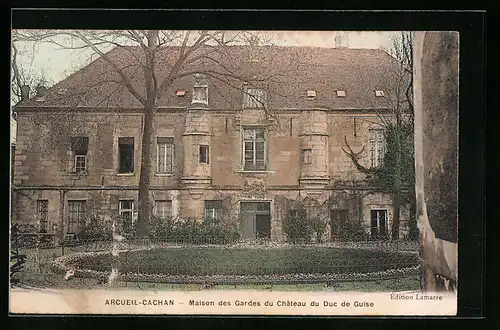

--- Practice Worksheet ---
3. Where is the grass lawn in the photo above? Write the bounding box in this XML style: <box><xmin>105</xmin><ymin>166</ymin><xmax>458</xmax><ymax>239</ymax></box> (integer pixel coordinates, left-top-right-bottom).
<box><xmin>78</xmin><ymin>246</ymin><xmax>418</xmax><ymax>276</ymax></box>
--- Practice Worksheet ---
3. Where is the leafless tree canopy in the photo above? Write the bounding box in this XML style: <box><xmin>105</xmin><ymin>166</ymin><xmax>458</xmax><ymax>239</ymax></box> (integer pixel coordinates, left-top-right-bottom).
<box><xmin>12</xmin><ymin>30</ymin><xmax>298</xmax><ymax>236</ymax></box>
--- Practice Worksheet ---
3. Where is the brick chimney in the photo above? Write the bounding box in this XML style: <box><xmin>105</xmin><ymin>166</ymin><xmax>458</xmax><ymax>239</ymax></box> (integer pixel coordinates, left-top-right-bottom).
<box><xmin>20</xmin><ymin>85</ymin><xmax>30</xmax><ymax>101</ymax></box>
<box><xmin>36</xmin><ymin>86</ymin><xmax>48</xmax><ymax>97</ymax></box>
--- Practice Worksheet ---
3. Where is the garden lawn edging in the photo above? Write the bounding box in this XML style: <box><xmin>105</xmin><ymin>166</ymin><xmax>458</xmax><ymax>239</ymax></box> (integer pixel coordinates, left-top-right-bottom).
<box><xmin>52</xmin><ymin>244</ymin><xmax>419</xmax><ymax>285</ymax></box>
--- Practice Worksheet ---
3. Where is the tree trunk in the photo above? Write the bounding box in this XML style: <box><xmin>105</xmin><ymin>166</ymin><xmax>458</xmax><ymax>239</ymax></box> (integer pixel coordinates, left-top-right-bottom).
<box><xmin>136</xmin><ymin>30</ymin><xmax>158</xmax><ymax>237</ymax></box>
<box><xmin>136</xmin><ymin>106</ymin><xmax>154</xmax><ymax>236</ymax></box>
<box><xmin>391</xmin><ymin>109</ymin><xmax>403</xmax><ymax>240</ymax></box>
<box><xmin>391</xmin><ymin>192</ymin><xmax>401</xmax><ymax>240</ymax></box>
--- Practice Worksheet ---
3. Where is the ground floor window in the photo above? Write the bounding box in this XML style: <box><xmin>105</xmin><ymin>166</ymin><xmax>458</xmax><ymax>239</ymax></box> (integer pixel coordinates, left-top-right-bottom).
<box><xmin>36</xmin><ymin>200</ymin><xmax>48</xmax><ymax>233</ymax></box>
<box><xmin>240</xmin><ymin>202</ymin><xmax>271</xmax><ymax>239</ymax></box>
<box><xmin>67</xmin><ymin>200</ymin><xmax>87</xmax><ymax>234</ymax></box>
<box><xmin>119</xmin><ymin>200</ymin><xmax>135</xmax><ymax>233</ymax></box>
<box><xmin>204</xmin><ymin>200</ymin><xmax>222</xmax><ymax>224</ymax></box>
<box><xmin>370</xmin><ymin>209</ymin><xmax>388</xmax><ymax>239</ymax></box>
<box><xmin>155</xmin><ymin>200</ymin><xmax>172</xmax><ymax>219</ymax></box>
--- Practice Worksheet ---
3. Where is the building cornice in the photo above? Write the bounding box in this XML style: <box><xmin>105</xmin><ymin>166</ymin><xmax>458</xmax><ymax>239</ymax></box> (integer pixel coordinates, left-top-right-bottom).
<box><xmin>14</xmin><ymin>106</ymin><xmax>393</xmax><ymax>115</ymax></box>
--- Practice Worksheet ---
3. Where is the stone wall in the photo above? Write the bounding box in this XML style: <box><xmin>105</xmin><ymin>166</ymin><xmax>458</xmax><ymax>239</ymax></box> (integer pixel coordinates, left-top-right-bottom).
<box><xmin>12</xmin><ymin>106</ymin><xmax>410</xmax><ymax>241</ymax></box>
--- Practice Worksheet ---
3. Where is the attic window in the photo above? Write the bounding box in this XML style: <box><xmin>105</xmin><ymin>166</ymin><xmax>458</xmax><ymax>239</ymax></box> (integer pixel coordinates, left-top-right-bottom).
<box><xmin>176</xmin><ymin>90</ymin><xmax>186</xmax><ymax>97</ymax></box>
<box><xmin>243</xmin><ymin>87</ymin><xmax>267</xmax><ymax>109</ymax></box>
<box><xmin>192</xmin><ymin>74</ymin><xmax>208</xmax><ymax>105</ymax></box>
<box><xmin>306</xmin><ymin>90</ymin><xmax>317</xmax><ymax>99</ymax></box>
<box><xmin>57</xmin><ymin>88</ymin><xmax>67</xmax><ymax>95</ymax></box>
<box><xmin>375</xmin><ymin>90</ymin><xmax>385</xmax><ymax>97</ymax></box>
<box><xmin>35</xmin><ymin>96</ymin><xmax>46</xmax><ymax>102</ymax></box>
<box><xmin>336</xmin><ymin>90</ymin><xmax>346</xmax><ymax>97</ymax></box>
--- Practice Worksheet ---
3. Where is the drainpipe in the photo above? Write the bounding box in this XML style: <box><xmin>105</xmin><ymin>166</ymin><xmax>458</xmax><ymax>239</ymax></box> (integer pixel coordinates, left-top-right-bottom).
<box><xmin>59</xmin><ymin>189</ymin><xmax>67</xmax><ymax>253</ymax></box>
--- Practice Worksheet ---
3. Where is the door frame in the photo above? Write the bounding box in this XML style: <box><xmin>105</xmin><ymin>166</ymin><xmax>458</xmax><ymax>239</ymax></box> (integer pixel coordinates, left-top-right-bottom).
<box><xmin>239</xmin><ymin>200</ymin><xmax>272</xmax><ymax>239</ymax></box>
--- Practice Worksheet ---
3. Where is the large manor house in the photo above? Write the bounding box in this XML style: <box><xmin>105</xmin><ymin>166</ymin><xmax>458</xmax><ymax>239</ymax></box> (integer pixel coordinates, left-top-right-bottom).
<box><xmin>11</xmin><ymin>41</ymin><xmax>411</xmax><ymax>242</ymax></box>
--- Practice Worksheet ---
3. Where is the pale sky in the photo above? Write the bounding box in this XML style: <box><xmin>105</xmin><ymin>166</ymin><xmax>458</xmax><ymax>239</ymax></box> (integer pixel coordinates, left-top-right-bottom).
<box><xmin>13</xmin><ymin>31</ymin><xmax>396</xmax><ymax>87</ymax></box>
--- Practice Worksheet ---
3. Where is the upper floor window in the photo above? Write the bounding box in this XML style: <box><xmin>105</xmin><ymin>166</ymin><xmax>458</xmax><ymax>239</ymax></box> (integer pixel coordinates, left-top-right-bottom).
<box><xmin>301</xmin><ymin>148</ymin><xmax>312</xmax><ymax>165</ymax></box>
<box><xmin>118</xmin><ymin>137</ymin><xmax>134</xmax><ymax>173</ymax></box>
<box><xmin>192</xmin><ymin>73</ymin><xmax>208</xmax><ymax>104</ymax></box>
<box><xmin>243</xmin><ymin>87</ymin><xmax>267</xmax><ymax>109</ymax></box>
<box><xmin>70</xmin><ymin>137</ymin><xmax>89</xmax><ymax>173</ymax></box>
<box><xmin>199</xmin><ymin>145</ymin><xmax>209</xmax><ymax>164</ymax></box>
<box><xmin>204</xmin><ymin>200</ymin><xmax>222</xmax><ymax>224</ymax></box>
<box><xmin>155</xmin><ymin>200</ymin><xmax>172</xmax><ymax>219</ymax></box>
<box><xmin>369</xmin><ymin>129</ymin><xmax>386</xmax><ymax>168</ymax></box>
<box><xmin>243</xmin><ymin>127</ymin><xmax>266</xmax><ymax>171</ymax></box>
<box><xmin>157</xmin><ymin>137</ymin><xmax>174</xmax><ymax>174</ymax></box>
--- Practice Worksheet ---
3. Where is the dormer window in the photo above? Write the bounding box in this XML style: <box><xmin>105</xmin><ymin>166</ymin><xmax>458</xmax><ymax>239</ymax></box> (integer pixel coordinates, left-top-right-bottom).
<box><xmin>243</xmin><ymin>87</ymin><xmax>267</xmax><ymax>109</ymax></box>
<box><xmin>306</xmin><ymin>90</ymin><xmax>316</xmax><ymax>100</ymax></box>
<box><xmin>375</xmin><ymin>90</ymin><xmax>385</xmax><ymax>97</ymax></box>
<box><xmin>192</xmin><ymin>73</ymin><xmax>208</xmax><ymax>105</ymax></box>
<box><xmin>336</xmin><ymin>90</ymin><xmax>346</xmax><ymax>97</ymax></box>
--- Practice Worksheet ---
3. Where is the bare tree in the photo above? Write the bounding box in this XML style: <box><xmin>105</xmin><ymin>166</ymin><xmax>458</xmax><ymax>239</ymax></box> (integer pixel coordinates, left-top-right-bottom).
<box><xmin>341</xmin><ymin>31</ymin><xmax>415</xmax><ymax>240</ymax></box>
<box><xmin>13</xmin><ymin>30</ymin><xmax>292</xmax><ymax>236</ymax></box>
<box><xmin>10</xmin><ymin>40</ymin><xmax>52</xmax><ymax>107</ymax></box>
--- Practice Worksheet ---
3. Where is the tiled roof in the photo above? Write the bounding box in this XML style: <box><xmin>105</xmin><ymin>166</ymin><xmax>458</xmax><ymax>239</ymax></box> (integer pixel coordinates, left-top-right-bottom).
<box><xmin>17</xmin><ymin>45</ymin><xmax>405</xmax><ymax>111</ymax></box>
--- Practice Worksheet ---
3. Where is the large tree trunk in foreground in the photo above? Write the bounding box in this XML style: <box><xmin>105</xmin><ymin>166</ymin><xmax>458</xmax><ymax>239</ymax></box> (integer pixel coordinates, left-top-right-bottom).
<box><xmin>136</xmin><ymin>30</ymin><xmax>158</xmax><ymax>237</ymax></box>
<box><xmin>137</xmin><ymin>105</ymin><xmax>154</xmax><ymax>236</ymax></box>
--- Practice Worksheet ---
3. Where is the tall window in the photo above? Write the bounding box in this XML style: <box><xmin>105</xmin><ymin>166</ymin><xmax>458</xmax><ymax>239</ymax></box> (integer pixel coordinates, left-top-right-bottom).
<box><xmin>36</xmin><ymin>200</ymin><xmax>48</xmax><ymax>233</ymax></box>
<box><xmin>70</xmin><ymin>137</ymin><xmax>88</xmax><ymax>173</ymax></box>
<box><xmin>118</xmin><ymin>137</ymin><xmax>134</xmax><ymax>173</ymax></box>
<box><xmin>243</xmin><ymin>88</ymin><xmax>267</xmax><ymax>109</ymax></box>
<box><xmin>119</xmin><ymin>200</ymin><xmax>135</xmax><ymax>232</ymax></box>
<box><xmin>369</xmin><ymin>129</ymin><xmax>386</xmax><ymax>168</ymax></box>
<box><xmin>243</xmin><ymin>127</ymin><xmax>266</xmax><ymax>170</ymax></box>
<box><xmin>370</xmin><ymin>209</ymin><xmax>388</xmax><ymax>240</ymax></box>
<box><xmin>192</xmin><ymin>73</ymin><xmax>208</xmax><ymax>104</ymax></box>
<box><xmin>199</xmin><ymin>145</ymin><xmax>209</xmax><ymax>164</ymax></box>
<box><xmin>155</xmin><ymin>200</ymin><xmax>172</xmax><ymax>219</ymax></box>
<box><xmin>204</xmin><ymin>200</ymin><xmax>222</xmax><ymax>223</ymax></box>
<box><xmin>157</xmin><ymin>137</ymin><xmax>174</xmax><ymax>174</ymax></box>
<box><xmin>67</xmin><ymin>200</ymin><xmax>86</xmax><ymax>234</ymax></box>
<box><xmin>301</xmin><ymin>148</ymin><xmax>312</xmax><ymax>165</ymax></box>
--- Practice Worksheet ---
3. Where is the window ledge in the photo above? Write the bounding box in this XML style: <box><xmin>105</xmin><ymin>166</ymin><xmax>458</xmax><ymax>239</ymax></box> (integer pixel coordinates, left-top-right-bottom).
<box><xmin>117</xmin><ymin>173</ymin><xmax>135</xmax><ymax>176</ymax></box>
<box><xmin>69</xmin><ymin>171</ymin><xmax>88</xmax><ymax>176</ymax></box>
<box><xmin>234</xmin><ymin>169</ymin><xmax>275</xmax><ymax>174</ymax></box>
<box><xmin>155</xmin><ymin>173</ymin><xmax>175</xmax><ymax>177</ymax></box>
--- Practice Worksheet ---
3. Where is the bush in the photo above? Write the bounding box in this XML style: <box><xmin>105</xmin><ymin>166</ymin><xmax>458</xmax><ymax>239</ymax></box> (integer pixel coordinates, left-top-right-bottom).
<box><xmin>283</xmin><ymin>210</ymin><xmax>314</xmax><ymax>244</ymax></box>
<box><xmin>149</xmin><ymin>216</ymin><xmax>240</xmax><ymax>245</ymax></box>
<box><xmin>77</xmin><ymin>215</ymin><xmax>113</xmax><ymax>241</ymax></box>
<box><xmin>310</xmin><ymin>216</ymin><xmax>328</xmax><ymax>243</ymax></box>
<box><xmin>337</xmin><ymin>221</ymin><xmax>369</xmax><ymax>242</ymax></box>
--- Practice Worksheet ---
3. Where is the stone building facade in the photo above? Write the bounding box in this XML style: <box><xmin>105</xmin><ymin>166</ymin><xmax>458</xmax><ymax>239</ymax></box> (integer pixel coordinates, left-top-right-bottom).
<box><xmin>11</xmin><ymin>45</ymin><xmax>411</xmax><ymax>242</ymax></box>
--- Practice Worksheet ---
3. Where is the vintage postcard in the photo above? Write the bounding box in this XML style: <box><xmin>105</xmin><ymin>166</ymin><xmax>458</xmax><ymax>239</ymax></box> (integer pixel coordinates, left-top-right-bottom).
<box><xmin>9</xmin><ymin>29</ymin><xmax>459</xmax><ymax>316</ymax></box>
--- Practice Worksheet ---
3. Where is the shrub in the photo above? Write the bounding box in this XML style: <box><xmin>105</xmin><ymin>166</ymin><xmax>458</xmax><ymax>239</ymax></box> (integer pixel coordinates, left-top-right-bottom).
<box><xmin>149</xmin><ymin>216</ymin><xmax>240</xmax><ymax>245</ymax></box>
<box><xmin>310</xmin><ymin>215</ymin><xmax>328</xmax><ymax>243</ymax></box>
<box><xmin>337</xmin><ymin>220</ymin><xmax>369</xmax><ymax>242</ymax></box>
<box><xmin>283</xmin><ymin>209</ymin><xmax>314</xmax><ymax>244</ymax></box>
<box><xmin>77</xmin><ymin>215</ymin><xmax>113</xmax><ymax>241</ymax></box>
